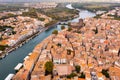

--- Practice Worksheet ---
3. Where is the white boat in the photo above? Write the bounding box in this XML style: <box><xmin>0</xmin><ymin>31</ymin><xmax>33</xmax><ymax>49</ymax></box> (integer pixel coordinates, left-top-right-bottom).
<box><xmin>5</xmin><ymin>73</ymin><xmax>14</xmax><ymax>80</ymax></box>
<box><xmin>19</xmin><ymin>44</ymin><xmax>22</xmax><ymax>47</ymax></box>
<box><xmin>6</xmin><ymin>53</ymin><xmax>8</xmax><ymax>56</ymax></box>
<box><xmin>24</xmin><ymin>56</ymin><xmax>29</xmax><ymax>61</ymax></box>
<box><xmin>14</xmin><ymin>63</ymin><xmax>23</xmax><ymax>71</ymax></box>
<box><xmin>28</xmin><ymin>52</ymin><xmax>32</xmax><ymax>56</ymax></box>
<box><xmin>16</xmin><ymin>47</ymin><xmax>18</xmax><ymax>49</ymax></box>
<box><xmin>1</xmin><ymin>55</ymin><xmax>5</xmax><ymax>58</ymax></box>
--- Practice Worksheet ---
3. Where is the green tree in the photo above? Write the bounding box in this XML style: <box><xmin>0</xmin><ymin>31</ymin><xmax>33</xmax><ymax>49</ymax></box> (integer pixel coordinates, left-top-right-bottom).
<box><xmin>45</xmin><ymin>61</ymin><xmax>54</xmax><ymax>75</ymax></box>
<box><xmin>22</xmin><ymin>8</ymin><xmax>38</xmax><ymax>18</ymax></box>
<box><xmin>68</xmin><ymin>22</ymin><xmax>71</xmax><ymax>26</ymax></box>
<box><xmin>45</xmin><ymin>20</ymin><xmax>58</xmax><ymax>27</ymax></box>
<box><xmin>101</xmin><ymin>69</ymin><xmax>110</xmax><ymax>78</ymax></box>
<box><xmin>57</xmin><ymin>43</ymin><xmax>61</xmax><ymax>47</ymax></box>
<box><xmin>92</xmin><ymin>27</ymin><xmax>98</xmax><ymax>34</ymax></box>
<box><xmin>75</xmin><ymin>65</ymin><xmax>81</xmax><ymax>73</ymax></box>
<box><xmin>61</xmin><ymin>25</ymin><xmax>65</xmax><ymax>30</ymax></box>
<box><xmin>7</xmin><ymin>13</ymin><xmax>16</xmax><ymax>17</ymax></box>
<box><xmin>52</xmin><ymin>30</ymin><xmax>58</xmax><ymax>35</ymax></box>
<box><xmin>0</xmin><ymin>37</ymin><xmax>2</xmax><ymax>40</ymax></box>
<box><xmin>38</xmin><ymin>17</ymin><xmax>45</xmax><ymax>21</ymax></box>
<box><xmin>67</xmin><ymin>73</ymin><xmax>77</xmax><ymax>79</ymax></box>
<box><xmin>12</xmin><ymin>31</ymin><xmax>16</xmax><ymax>34</ymax></box>
<box><xmin>67</xmin><ymin>27</ymin><xmax>72</xmax><ymax>31</ymax></box>
<box><xmin>0</xmin><ymin>45</ymin><xmax>8</xmax><ymax>51</ymax></box>
<box><xmin>79</xmin><ymin>72</ymin><xmax>85</xmax><ymax>78</ymax></box>
<box><xmin>67</xmin><ymin>49</ymin><xmax>72</xmax><ymax>55</ymax></box>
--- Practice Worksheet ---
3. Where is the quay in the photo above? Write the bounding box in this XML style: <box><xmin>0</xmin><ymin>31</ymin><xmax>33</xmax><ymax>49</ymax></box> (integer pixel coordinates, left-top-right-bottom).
<box><xmin>0</xmin><ymin>28</ymin><xmax>46</xmax><ymax>59</ymax></box>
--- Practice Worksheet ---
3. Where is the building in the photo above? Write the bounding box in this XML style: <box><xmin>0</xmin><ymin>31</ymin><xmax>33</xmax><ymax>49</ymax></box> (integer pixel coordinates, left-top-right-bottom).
<box><xmin>26</xmin><ymin>2</ymin><xmax>58</xmax><ymax>9</ymax></box>
<box><xmin>70</xmin><ymin>19</ymin><xmax>84</xmax><ymax>29</ymax></box>
<box><xmin>54</xmin><ymin>64</ymin><xmax>74</xmax><ymax>76</ymax></box>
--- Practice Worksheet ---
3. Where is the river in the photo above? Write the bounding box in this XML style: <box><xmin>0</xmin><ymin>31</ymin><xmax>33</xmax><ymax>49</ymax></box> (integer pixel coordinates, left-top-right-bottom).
<box><xmin>0</xmin><ymin>4</ymin><xmax>96</xmax><ymax>80</ymax></box>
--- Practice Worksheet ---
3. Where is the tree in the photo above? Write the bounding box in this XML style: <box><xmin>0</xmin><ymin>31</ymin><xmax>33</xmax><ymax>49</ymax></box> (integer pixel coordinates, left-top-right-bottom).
<box><xmin>67</xmin><ymin>73</ymin><xmax>77</xmax><ymax>79</ymax></box>
<box><xmin>75</xmin><ymin>65</ymin><xmax>81</xmax><ymax>73</ymax></box>
<box><xmin>68</xmin><ymin>22</ymin><xmax>71</xmax><ymax>26</ymax></box>
<box><xmin>45</xmin><ymin>61</ymin><xmax>54</xmax><ymax>75</ymax></box>
<box><xmin>45</xmin><ymin>20</ymin><xmax>57</xmax><ymax>27</ymax></box>
<box><xmin>95</xmin><ymin>27</ymin><xmax>98</xmax><ymax>34</ymax></box>
<box><xmin>61</xmin><ymin>25</ymin><xmax>65</xmax><ymax>30</ymax></box>
<box><xmin>57</xmin><ymin>43</ymin><xmax>61</xmax><ymax>47</ymax></box>
<box><xmin>12</xmin><ymin>31</ymin><xmax>16</xmax><ymax>34</ymax></box>
<box><xmin>101</xmin><ymin>69</ymin><xmax>110</xmax><ymax>78</ymax></box>
<box><xmin>79</xmin><ymin>72</ymin><xmax>85</xmax><ymax>78</ymax></box>
<box><xmin>22</xmin><ymin>8</ymin><xmax>38</xmax><ymax>18</ymax></box>
<box><xmin>38</xmin><ymin>17</ymin><xmax>45</xmax><ymax>21</ymax></box>
<box><xmin>67</xmin><ymin>27</ymin><xmax>72</xmax><ymax>31</ymax></box>
<box><xmin>67</xmin><ymin>49</ymin><xmax>72</xmax><ymax>55</ymax></box>
<box><xmin>93</xmin><ymin>27</ymin><xmax>98</xmax><ymax>34</ymax></box>
<box><xmin>0</xmin><ymin>45</ymin><xmax>8</xmax><ymax>51</ymax></box>
<box><xmin>0</xmin><ymin>37</ymin><xmax>2</xmax><ymax>40</ymax></box>
<box><xmin>7</xmin><ymin>13</ymin><xmax>16</xmax><ymax>17</ymax></box>
<box><xmin>52</xmin><ymin>30</ymin><xmax>58</xmax><ymax>35</ymax></box>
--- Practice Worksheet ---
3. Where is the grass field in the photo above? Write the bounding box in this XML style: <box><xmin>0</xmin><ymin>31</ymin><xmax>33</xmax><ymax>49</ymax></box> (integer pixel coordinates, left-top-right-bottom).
<box><xmin>72</xmin><ymin>3</ymin><xmax>120</xmax><ymax>12</ymax></box>
<box><xmin>37</xmin><ymin>7</ymin><xmax>79</xmax><ymax>21</ymax></box>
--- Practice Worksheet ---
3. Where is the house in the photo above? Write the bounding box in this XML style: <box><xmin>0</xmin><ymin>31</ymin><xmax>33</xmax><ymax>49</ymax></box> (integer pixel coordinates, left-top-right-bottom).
<box><xmin>109</xmin><ymin>66</ymin><xmax>120</xmax><ymax>80</ymax></box>
<box><xmin>55</xmin><ymin>64</ymin><xmax>74</xmax><ymax>76</ymax></box>
<box><xmin>96</xmin><ymin>72</ymin><xmax>106</xmax><ymax>80</ymax></box>
<box><xmin>71</xmin><ymin>19</ymin><xmax>84</xmax><ymax>29</ymax></box>
<box><xmin>85</xmin><ymin>72</ymin><xmax>91</xmax><ymax>80</ymax></box>
<box><xmin>53</xmin><ymin>54</ymin><xmax>67</xmax><ymax>64</ymax></box>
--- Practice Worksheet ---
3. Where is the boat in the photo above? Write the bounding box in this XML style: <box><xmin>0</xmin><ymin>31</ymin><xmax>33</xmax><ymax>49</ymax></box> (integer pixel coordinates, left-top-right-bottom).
<box><xmin>24</xmin><ymin>56</ymin><xmax>29</xmax><ymax>61</ymax></box>
<box><xmin>4</xmin><ymin>73</ymin><xmax>14</xmax><ymax>80</ymax></box>
<box><xmin>1</xmin><ymin>54</ymin><xmax>5</xmax><ymax>59</ymax></box>
<box><xmin>19</xmin><ymin>44</ymin><xmax>22</xmax><ymax>47</ymax></box>
<box><xmin>6</xmin><ymin>53</ymin><xmax>8</xmax><ymax>56</ymax></box>
<box><xmin>14</xmin><ymin>63</ymin><xmax>23</xmax><ymax>71</ymax></box>
<box><xmin>28</xmin><ymin>52</ymin><xmax>32</xmax><ymax>56</ymax></box>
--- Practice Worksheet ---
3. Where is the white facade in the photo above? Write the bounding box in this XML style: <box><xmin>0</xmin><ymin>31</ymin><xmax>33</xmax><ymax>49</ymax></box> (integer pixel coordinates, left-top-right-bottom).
<box><xmin>8</xmin><ymin>39</ymin><xmax>17</xmax><ymax>46</ymax></box>
<box><xmin>53</xmin><ymin>58</ymin><xmax>67</xmax><ymax>64</ymax></box>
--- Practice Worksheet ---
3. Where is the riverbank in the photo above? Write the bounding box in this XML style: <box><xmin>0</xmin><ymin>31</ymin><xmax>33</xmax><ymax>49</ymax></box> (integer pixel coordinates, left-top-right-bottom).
<box><xmin>0</xmin><ymin>20</ymin><xmax>63</xmax><ymax>59</ymax></box>
<box><xmin>0</xmin><ymin>28</ymin><xmax>47</xmax><ymax>59</ymax></box>
<box><xmin>38</xmin><ymin>7</ymin><xmax>79</xmax><ymax>21</ymax></box>
<box><xmin>72</xmin><ymin>3</ymin><xmax>120</xmax><ymax>13</ymax></box>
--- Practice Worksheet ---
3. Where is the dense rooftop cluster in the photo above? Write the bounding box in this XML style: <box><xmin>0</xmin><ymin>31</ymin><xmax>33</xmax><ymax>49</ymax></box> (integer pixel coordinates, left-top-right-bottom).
<box><xmin>13</xmin><ymin>18</ymin><xmax>120</xmax><ymax>80</ymax></box>
<box><xmin>98</xmin><ymin>7</ymin><xmax>120</xmax><ymax>20</ymax></box>
<box><xmin>0</xmin><ymin>16</ymin><xmax>44</xmax><ymax>46</ymax></box>
<box><xmin>0</xmin><ymin>15</ymin><xmax>48</xmax><ymax>56</ymax></box>
<box><xmin>24</xmin><ymin>2</ymin><xmax>58</xmax><ymax>9</ymax></box>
